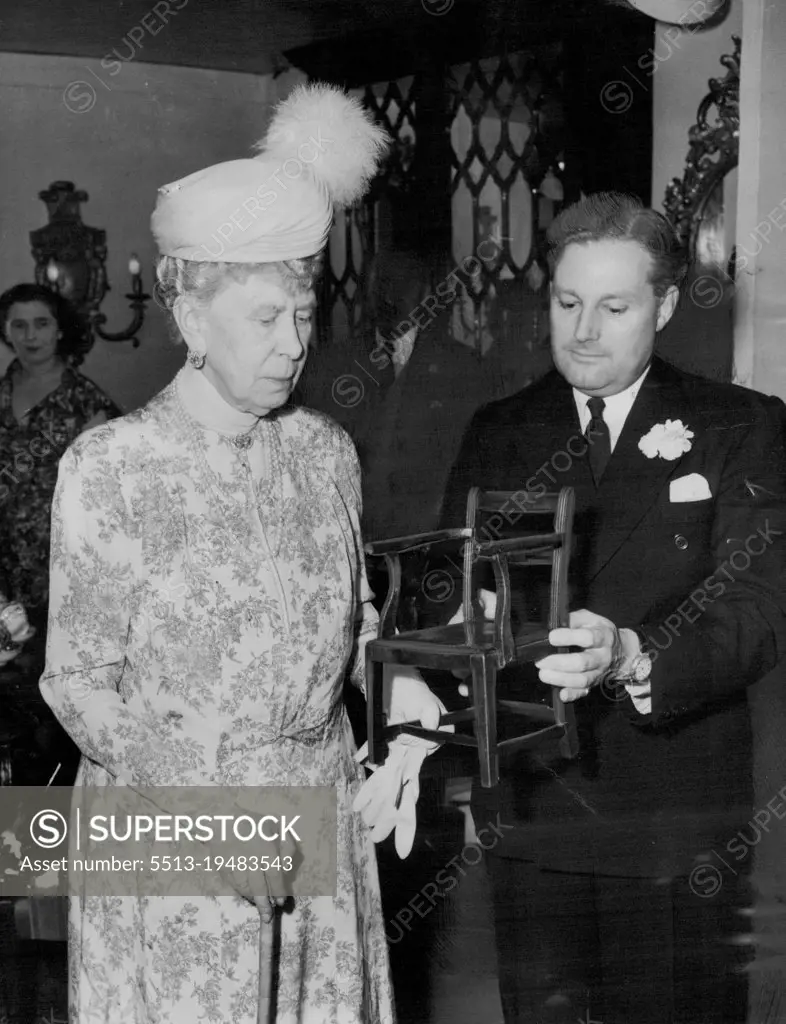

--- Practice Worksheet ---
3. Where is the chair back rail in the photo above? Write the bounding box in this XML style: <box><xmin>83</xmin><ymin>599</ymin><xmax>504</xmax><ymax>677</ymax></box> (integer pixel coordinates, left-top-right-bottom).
<box><xmin>465</xmin><ymin>487</ymin><xmax>574</xmax><ymax>659</ymax></box>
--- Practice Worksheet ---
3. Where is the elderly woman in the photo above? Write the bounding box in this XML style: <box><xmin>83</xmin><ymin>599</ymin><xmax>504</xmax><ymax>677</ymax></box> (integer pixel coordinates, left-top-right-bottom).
<box><xmin>39</xmin><ymin>85</ymin><xmax>446</xmax><ymax>1023</ymax></box>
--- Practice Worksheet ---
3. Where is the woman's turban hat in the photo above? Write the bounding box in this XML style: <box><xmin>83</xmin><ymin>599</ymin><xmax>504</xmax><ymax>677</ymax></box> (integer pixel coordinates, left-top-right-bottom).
<box><xmin>151</xmin><ymin>83</ymin><xmax>390</xmax><ymax>263</ymax></box>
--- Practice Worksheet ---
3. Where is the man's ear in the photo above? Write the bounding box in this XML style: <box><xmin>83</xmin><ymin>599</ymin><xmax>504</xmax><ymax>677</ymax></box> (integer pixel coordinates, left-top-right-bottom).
<box><xmin>656</xmin><ymin>284</ymin><xmax>680</xmax><ymax>332</ymax></box>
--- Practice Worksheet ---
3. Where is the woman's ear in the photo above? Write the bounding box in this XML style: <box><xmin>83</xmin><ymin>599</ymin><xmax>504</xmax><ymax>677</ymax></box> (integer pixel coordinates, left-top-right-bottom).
<box><xmin>172</xmin><ymin>295</ymin><xmax>205</xmax><ymax>352</ymax></box>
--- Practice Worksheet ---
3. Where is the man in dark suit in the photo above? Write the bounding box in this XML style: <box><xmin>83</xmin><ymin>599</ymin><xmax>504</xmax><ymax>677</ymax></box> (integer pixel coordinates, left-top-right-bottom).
<box><xmin>438</xmin><ymin>192</ymin><xmax>786</xmax><ymax>1023</ymax></box>
<box><xmin>356</xmin><ymin>248</ymin><xmax>506</xmax><ymax>541</ymax></box>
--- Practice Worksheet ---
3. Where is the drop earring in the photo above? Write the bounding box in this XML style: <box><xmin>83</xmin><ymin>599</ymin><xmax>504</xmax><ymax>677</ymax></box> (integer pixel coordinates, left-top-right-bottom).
<box><xmin>187</xmin><ymin>350</ymin><xmax>206</xmax><ymax>369</ymax></box>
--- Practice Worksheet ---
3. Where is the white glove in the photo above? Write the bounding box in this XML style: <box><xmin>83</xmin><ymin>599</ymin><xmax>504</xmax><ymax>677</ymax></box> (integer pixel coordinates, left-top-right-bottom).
<box><xmin>447</xmin><ymin>588</ymin><xmax>497</xmax><ymax>626</ymax></box>
<box><xmin>383</xmin><ymin>664</ymin><xmax>449</xmax><ymax>748</ymax></box>
<box><xmin>354</xmin><ymin>665</ymin><xmax>454</xmax><ymax>858</ymax></box>
<box><xmin>449</xmin><ymin>590</ymin><xmax>497</xmax><ymax>692</ymax></box>
<box><xmin>353</xmin><ymin>738</ymin><xmax>427</xmax><ymax>858</ymax></box>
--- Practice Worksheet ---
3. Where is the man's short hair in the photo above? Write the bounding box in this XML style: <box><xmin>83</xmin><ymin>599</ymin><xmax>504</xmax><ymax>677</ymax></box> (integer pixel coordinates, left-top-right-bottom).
<box><xmin>546</xmin><ymin>191</ymin><xmax>688</xmax><ymax>297</ymax></box>
<box><xmin>364</xmin><ymin>248</ymin><xmax>433</xmax><ymax>321</ymax></box>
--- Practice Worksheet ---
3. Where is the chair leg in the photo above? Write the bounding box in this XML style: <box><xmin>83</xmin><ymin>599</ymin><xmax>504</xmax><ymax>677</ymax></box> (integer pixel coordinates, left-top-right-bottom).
<box><xmin>365</xmin><ymin>651</ymin><xmax>388</xmax><ymax>767</ymax></box>
<box><xmin>470</xmin><ymin>653</ymin><xmax>498</xmax><ymax>788</ymax></box>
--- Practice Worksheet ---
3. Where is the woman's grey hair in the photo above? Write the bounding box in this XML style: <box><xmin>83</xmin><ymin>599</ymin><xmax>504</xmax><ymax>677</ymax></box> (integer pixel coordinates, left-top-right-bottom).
<box><xmin>155</xmin><ymin>253</ymin><xmax>324</xmax><ymax>342</ymax></box>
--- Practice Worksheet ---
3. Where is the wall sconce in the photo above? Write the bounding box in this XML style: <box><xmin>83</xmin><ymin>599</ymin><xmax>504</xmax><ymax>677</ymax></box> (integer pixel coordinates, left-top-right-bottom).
<box><xmin>30</xmin><ymin>180</ymin><xmax>150</xmax><ymax>348</ymax></box>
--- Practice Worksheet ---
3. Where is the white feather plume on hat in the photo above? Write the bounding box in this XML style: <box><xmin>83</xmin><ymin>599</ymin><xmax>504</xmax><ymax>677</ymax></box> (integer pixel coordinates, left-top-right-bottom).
<box><xmin>152</xmin><ymin>83</ymin><xmax>390</xmax><ymax>262</ymax></box>
<box><xmin>255</xmin><ymin>83</ymin><xmax>391</xmax><ymax>208</ymax></box>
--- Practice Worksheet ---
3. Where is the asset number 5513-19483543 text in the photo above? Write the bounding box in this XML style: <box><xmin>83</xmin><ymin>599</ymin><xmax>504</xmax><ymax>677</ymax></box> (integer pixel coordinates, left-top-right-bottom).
<box><xmin>149</xmin><ymin>855</ymin><xmax>294</xmax><ymax>872</ymax></box>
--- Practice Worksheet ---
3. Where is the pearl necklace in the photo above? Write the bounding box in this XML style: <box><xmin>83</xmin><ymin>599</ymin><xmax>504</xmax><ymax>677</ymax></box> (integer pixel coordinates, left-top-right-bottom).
<box><xmin>172</xmin><ymin>384</ymin><xmax>286</xmax><ymax>558</ymax></box>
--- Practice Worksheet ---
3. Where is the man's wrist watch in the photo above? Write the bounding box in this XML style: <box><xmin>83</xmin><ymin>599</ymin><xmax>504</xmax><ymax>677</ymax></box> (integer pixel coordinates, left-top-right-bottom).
<box><xmin>624</xmin><ymin>650</ymin><xmax>653</xmax><ymax>684</ymax></box>
<box><xmin>612</xmin><ymin>629</ymin><xmax>653</xmax><ymax>683</ymax></box>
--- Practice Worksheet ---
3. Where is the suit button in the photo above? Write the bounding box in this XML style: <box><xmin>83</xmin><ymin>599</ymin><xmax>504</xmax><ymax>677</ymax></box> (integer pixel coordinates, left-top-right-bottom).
<box><xmin>674</xmin><ymin>534</ymin><xmax>688</xmax><ymax>550</ymax></box>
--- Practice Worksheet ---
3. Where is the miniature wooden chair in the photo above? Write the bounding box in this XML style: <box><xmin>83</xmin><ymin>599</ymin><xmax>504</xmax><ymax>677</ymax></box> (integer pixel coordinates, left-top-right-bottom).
<box><xmin>364</xmin><ymin>487</ymin><xmax>578</xmax><ymax>787</ymax></box>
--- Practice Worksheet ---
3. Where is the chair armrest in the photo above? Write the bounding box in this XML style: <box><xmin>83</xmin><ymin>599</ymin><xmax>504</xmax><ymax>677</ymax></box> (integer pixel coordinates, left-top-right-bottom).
<box><xmin>365</xmin><ymin>527</ymin><xmax>472</xmax><ymax>557</ymax></box>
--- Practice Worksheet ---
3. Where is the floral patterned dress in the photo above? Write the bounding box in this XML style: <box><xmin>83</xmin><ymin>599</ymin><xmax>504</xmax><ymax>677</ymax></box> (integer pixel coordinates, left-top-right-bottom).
<box><xmin>0</xmin><ymin>359</ymin><xmax>120</xmax><ymax>617</ymax></box>
<box><xmin>39</xmin><ymin>364</ymin><xmax>395</xmax><ymax>1023</ymax></box>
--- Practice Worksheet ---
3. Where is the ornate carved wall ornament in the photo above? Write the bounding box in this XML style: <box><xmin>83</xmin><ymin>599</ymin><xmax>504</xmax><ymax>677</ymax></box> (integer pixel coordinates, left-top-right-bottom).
<box><xmin>663</xmin><ymin>35</ymin><xmax>740</xmax><ymax>256</ymax></box>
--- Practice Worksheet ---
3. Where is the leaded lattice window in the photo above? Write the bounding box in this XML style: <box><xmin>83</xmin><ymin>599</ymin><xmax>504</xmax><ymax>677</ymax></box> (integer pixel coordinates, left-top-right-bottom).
<box><xmin>319</xmin><ymin>77</ymin><xmax>417</xmax><ymax>346</ymax></box>
<box><xmin>448</xmin><ymin>49</ymin><xmax>565</xmax><ymax>356</ymax></box>
<box><xmin>320</xmin><ymin>51</ymin><xmax>566</xmax><ymax>391</ymax></box>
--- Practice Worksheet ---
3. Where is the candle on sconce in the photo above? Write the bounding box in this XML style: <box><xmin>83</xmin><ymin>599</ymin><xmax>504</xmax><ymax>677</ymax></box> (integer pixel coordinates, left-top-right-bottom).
<box><xmin>33</xmin><ymin>180</ymin><xmax>150</xmax><ymax>346</ymax></box>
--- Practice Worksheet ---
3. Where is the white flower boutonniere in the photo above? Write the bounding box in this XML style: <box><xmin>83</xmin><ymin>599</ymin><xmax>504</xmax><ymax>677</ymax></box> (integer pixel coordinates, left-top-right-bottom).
<box><xmin>638</xmin><ymin>419</ymin><xmax>694</xmax><ymax>461</ymax></box>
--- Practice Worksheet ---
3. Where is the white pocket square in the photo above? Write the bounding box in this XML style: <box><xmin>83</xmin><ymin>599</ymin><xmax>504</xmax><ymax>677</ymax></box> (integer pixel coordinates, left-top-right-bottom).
<box><xmin>669</xmin><ymin>473</ymin><xmax>712</xmax><ymax>502</ymax></box>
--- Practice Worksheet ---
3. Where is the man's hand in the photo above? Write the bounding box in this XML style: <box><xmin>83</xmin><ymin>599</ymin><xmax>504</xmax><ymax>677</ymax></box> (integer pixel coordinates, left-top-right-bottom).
<box><xmin>536</xmin><ymin>609</ymin><xmax>627</xmax><ymax>702</ymax></box>
<box><xmin>448</xmin><ymin>595</ymin><xmax>638</xmax><ymax>704</ymax></box>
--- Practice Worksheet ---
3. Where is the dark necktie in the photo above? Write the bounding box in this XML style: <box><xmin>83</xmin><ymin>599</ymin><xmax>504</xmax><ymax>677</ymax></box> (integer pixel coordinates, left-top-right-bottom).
<box><xmin>586</xmin><ymin>396</ymin><xmax>611</xmax><ymax>484</ymax></box>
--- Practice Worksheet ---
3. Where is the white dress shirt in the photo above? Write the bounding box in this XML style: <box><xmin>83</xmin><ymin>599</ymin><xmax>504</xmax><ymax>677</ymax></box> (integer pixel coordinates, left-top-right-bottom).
<box><xmin>572</xmin><ymin>364</ymin><xmax>653</xmax><ymax>714</ymax></box>
<box><xmin>376</xmin><ymin>326</ymin><xmax>417</xmax><ymax>378</ymax></box>
<box><xmin>572</xmin><ymin>363</ymin><xmax>650</xmax><ymax>452</ymax></box>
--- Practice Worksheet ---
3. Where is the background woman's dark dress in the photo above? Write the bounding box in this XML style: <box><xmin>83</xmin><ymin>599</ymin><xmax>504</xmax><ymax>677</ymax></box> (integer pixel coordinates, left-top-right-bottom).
<box><xmin>0</xmin><ymin>358</ymin><xmax>119</xmax><ymax>785</ymax></box>
<box><xmin>0</xmin><ymin>359</ymin><xmax>120</xmax><ymax>626</ymax></box>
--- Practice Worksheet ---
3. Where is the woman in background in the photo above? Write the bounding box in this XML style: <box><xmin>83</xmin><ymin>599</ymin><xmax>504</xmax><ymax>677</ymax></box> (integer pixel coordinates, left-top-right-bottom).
<box><xmin>0</xmin><ymin>284</ymin><xmax>119</xmax><ymax>636</ymax></box>
<box><xmin>0</xmin><ymin>285</ymin><xmax>118</xmax><ymax>786</ymax></box>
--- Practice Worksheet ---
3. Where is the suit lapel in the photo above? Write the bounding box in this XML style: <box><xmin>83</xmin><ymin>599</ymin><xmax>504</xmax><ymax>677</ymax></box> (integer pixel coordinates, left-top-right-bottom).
<box><xmin>517</xmin><ymin>372</ymin><xmax>595</xmax><ymax>500</ymax></box>
<box><xmin>586</xmin><ymin>358</ymin><xmax>694</xmax><ymax>580</ymax></box>
<box><xmin>474</xmin><ymin>362</ymin><xmax>697</xmax><ymax>582</ymax></box>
